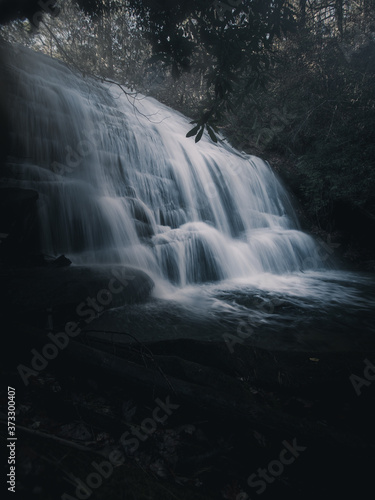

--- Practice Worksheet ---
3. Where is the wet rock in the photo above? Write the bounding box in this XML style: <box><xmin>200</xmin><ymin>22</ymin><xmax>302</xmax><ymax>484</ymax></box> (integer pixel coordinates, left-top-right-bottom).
<box><xmin>134</xmin><ymin>220</ymin><xmax>154</xmax><ymax>238</ymax></box>
<box><xmin>46</xmin><ymin>255</ymin><xmax>72</xmax><ymax>268</ymax></box>
<box><xmin>0</xmin><ymin>187</ymin><xmax>40</xmax><ymax>264</ymax></box>
<box><xmin>0</xmin><ymin>187</ymin><xmax>39</xmax><ymax>231</ymax></box>
<box><xmin>124</xmin><ymin>186</ymin><xmax>137</xmax><ymax>198</ymax></box>
<box><xmin>0</xmin><ymin>265</ymin><xmax>154</xmax><ymax>327</ymax></box>
<box><xmin>127</xmin><ymin>197</ymin><xmax>153</xmax><ymax>225</ymax></box>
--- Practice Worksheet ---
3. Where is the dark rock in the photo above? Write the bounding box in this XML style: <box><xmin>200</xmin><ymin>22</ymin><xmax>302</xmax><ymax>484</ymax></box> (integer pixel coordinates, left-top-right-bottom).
<box><xmin>124</xmin><ymin>185</ymin><xmax>137</xmax><ymax>198</ymax></box>
<box><xmin>134</xmin><ymin>220</ymin><xmax>154</xmax><ymax>238</ymax></box>
<box><xmin>0</xmin><ymin>187</ymin><xmax>39</xmax><ymax>229</ymax></box>
<box><xmin>128</xmin><ymin>197</ymin><xmax>153</xmax><ymax>224</ymax></box>
<box><xmin>0</xmin><ymin>265</ymin><xmax>154</xmax><ymax>328</ymax></box>
<box><xmin>46</xmin><ymin>255</ymin><xmax>72</xmax><ymax>268</ymax></box>
<box><xmin>0</xmin><ymin>1</ymin><xmax>59</xmax><ymax>25</ymax></box>
<box><xmin>0</xmin><ymin>187</ymin><xmax>40</xmax><ymax>263</ymax></box>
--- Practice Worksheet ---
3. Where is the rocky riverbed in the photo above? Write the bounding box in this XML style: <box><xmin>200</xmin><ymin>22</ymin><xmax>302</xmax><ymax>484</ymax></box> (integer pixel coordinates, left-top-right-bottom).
<box><xmin>1</xmin><ymin>263</ymin><xmax>375</xmax><ymax>500</ymax></box>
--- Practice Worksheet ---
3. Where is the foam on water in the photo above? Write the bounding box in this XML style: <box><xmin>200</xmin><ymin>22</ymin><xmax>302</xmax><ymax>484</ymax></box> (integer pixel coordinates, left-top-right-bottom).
<box><xmin>2</xmin><ymin>43</ymin><xmax>327</xmax><ymax>295</ymax></box>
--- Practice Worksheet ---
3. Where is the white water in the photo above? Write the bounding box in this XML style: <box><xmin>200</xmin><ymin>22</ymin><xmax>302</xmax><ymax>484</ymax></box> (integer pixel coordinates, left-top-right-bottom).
<box><xmin>1</xmin><ymin>43</ymin><xmax>326</xmax><ymax>293</ymax></box>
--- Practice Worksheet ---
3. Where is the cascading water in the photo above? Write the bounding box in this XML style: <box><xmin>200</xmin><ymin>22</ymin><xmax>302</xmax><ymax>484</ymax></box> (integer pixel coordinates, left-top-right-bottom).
<box><xmin>2</xmin><ymin>42</ymin><xmax>375</xmax><ymax>500</ymax></box>
<box><xmin>1</xmin><ymin>43</ymin><xmax>324</xmax><ymax>289</ymax></box>
<box><xmin>2</xmin><ymin>42</ymin><xmax>375</xmax><ymax>350</ymax></box>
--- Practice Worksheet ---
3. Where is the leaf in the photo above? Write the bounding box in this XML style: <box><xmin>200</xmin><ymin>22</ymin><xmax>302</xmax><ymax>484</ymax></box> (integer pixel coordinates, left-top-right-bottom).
<box><xmin>207</xmin><ymin>125</ymin><xmax>218</xmax><ymax>143</ymax></box>
<box><xmin>195</xmin><ymin>126</ymin><xmax>204</xmax><ymax>143</ymax></box>
<box><xmin>186</xmin><ymin>125</ymin><xmax>200</xmax><ymax>138</ymax></box>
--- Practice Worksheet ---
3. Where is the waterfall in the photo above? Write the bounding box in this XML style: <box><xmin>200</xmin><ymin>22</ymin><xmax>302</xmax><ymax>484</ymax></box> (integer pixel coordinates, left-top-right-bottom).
<box><xmin>1</xmin><ymin>43</ymin><xmax>325</xmax><ymax>287</ymax></box>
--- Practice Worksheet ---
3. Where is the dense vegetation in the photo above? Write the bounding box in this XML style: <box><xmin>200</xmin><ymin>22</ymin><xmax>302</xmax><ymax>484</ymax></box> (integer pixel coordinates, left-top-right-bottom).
<box><xmin>224</xmin><ymin>2</ymin><xmax>375</xmax><ymax>244</ymax></box>
<box><xmin>1</xmin><ymin>0</ymin><xmax>375</xmax><ymax>262</ymax></box>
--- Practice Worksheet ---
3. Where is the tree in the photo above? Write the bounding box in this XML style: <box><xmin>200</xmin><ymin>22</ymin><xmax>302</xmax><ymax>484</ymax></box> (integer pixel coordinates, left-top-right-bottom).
<box><xmin>1</xmin><ymin>1</ymin><xmax>297</xmax><ymax>140</ymax></box>
<box><xmin>0</xmin><ymin>1</ymin><xmax>152</xmax><ymax>90</ymax></box>
<box><xmin>121</xmin><ymin>0</ymin><xmax>297</xmax><ymax>139</ymax></box>
<box><xmin>0</xmin><ymin>0</ymin><xmax>60</xmax><ymax>26</ymax></box>
<box><xmin>223</xmin><ymin>0</ymin><xmax>375</xmax><ymax>237</ymax></box>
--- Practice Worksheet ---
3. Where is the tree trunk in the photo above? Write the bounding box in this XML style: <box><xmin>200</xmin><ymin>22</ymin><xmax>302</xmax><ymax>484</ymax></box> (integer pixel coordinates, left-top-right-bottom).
<box><xmin>335</xmin><ymin>0</ymin><xmax>344</xmax><ymax>36</ymax></box>
<box><xmin>299</xmin><ymin>0</ymin><xmax>306</xmax><ymax>28</ymax></box>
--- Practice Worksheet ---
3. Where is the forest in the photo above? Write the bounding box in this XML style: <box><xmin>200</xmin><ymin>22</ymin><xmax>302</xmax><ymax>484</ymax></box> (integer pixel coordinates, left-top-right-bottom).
<box><xmin>0</xmin><ymin>2</ymin><xmax>375</xmax><ymax>500</ymax></box>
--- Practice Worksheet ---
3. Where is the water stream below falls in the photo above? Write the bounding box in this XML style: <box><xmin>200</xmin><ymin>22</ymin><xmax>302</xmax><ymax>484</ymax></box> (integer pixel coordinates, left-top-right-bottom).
<box><xmin>1</xmin><ymin>43</ymin><xmax>374</xmax><ymax>349</ymax></box>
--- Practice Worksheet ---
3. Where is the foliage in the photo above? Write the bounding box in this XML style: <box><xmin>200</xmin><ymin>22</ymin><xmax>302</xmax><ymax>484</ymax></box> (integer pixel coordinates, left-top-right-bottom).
<box><xmin>0</xmin><ymin>0</ymin><xmax>59</xmax><ymax>26</ymax></box>
<box><xmin>138</xmin><ymin>0</ymin><xmax>296</xmax><ymax>140</ymax></box>
<box><xmin>222</xmin><ymin>1</ymin><xmax>375</xmax><ymax>228</ymax></box>
<box><xmin>0</xmin><ymin>1</ymin><xmax>152</xmax><ymax>88</ymax></box>
<box><xmin>0</xmin><ymin>1</ymin><xmax>297</xmax><ymax>140</ymax></box>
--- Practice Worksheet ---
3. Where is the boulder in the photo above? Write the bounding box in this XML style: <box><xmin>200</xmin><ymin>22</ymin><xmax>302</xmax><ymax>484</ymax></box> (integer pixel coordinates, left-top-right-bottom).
<box><xmin>0</xmin><ymin>187</ymin><xmax>40</xmax><ymax>263</ymax></box>
<box><xmin>0</xmin><ymin>265</ymin><xmax>154</xmax><ymax>328</ymax></box>
<box><xmin>127</xmin><ymin>197</ymin><xmax>153</xmax><ymax>225</ymax></box>
<box><xmin>46</xmin><ymin>254</ymin><xmax>72</xmax><ymax>268</ymax></box>
<box><xmin>0</xmin><ymin>187</ymin><xmax>39</xmax><ymax>230</ymax></box>
<box><xmin>134</xmin><ymin>220</ymin><xmax>154</xmax><ymax>238</ymax></box>
<box><xmin>123</xmin><ymin>185</ymin><xmax>137</xmax><ymax>198</ymax></box>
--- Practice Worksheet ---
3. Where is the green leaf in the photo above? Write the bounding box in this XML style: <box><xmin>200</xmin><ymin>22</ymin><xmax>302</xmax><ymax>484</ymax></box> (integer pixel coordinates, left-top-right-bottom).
<box><xmin>186</xmin><ymin>125</ymin><xmax>200</xmax><ymax>138</ymax></box>
<box><xmin>195</xmin><ymin>126</ymin><xmax>204</xmax><ymax>143</ymax></box>
<box><xmin>207</xmin><ymin>125</ymin><xmax>217</xmax><ymax>143</ymax></box>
